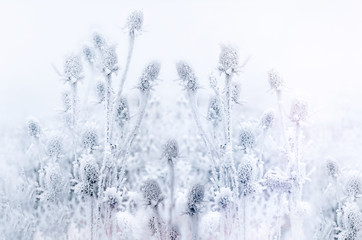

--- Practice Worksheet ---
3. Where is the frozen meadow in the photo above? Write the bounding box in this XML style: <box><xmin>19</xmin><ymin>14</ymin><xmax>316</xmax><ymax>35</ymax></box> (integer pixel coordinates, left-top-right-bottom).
<box><xmin>1</xmin><ymin>1</ymin><xmax>362</xmax><ymax>240</ymax></box>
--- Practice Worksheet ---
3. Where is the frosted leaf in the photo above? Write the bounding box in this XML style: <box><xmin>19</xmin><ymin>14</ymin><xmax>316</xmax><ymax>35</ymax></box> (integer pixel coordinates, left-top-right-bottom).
<box><xmin>163</xmin><ymin>139</ymin><xmax>179</xmax><ymax>160</ymax></box>
<box><xmin>26</xmin><ymin>117</ymin><xmax>41</xmax><ymax>138</ymax></box>
<box><xmin>186</xmin><ymin>184</ymin><xmax>204</xmax><ymax>216</ymax></box>
<box><xmin>127</xmin><ymin>11</ymin><xmax>144</xmax><ymax>34</ymax></box>
<box><xmin>103</xmin><ymin>187</ymin><xmax>122</xmax><ymax>209</ymax></box>
<box><xmin>64</xmin><ymin>55</ymin><xmax>83</xmax><ymax>81</ymax></box>
<box><xmin>141</xmin><ymin>179</ymin><xmax>163</xmax><ymax>207</ymax></box>
<box><xmin>218</xmin><ymin>45</ymin><xmax>239</xmax><ymax>74</ymax></box>
<box><xmin>114</xmin><ymin>97</ymin><xmax>130</xmax><ymax>127</ymax></box>
<box><xmin>289</xmin><ymin>98</ymin><xmax>308</xmax><ymax>123</ymax></box>
<box><xmin>268</xmin><ymin>69</ymin><xmax>284</xmax><ymax>91</ymax></box>
<box><xmin>260</xmin><ymin>109</ymin><xmax>275</xmax><ymax>130</ymax></box>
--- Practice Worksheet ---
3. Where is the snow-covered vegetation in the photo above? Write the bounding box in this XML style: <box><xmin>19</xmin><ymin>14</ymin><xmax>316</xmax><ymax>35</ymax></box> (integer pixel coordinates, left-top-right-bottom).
<box><xmin>0</xmin><ymin>9</ymin><xmax>361</xmax><ymax>240</ymax></box>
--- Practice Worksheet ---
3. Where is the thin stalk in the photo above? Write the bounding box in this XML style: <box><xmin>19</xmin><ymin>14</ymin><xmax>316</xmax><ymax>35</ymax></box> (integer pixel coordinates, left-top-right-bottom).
<box><xmin>105</xmin><ymin>74</ymin><xmax>113</xmax><ymax>145</ymax></box>
<box><xmin>168</xmin><ymin>158</ymin><xmax>175</xmax><ymax>227</ymax></box>
<box><xmin>71</xmin><ymin>82</ymin><xmax>78</xmax><ymax>164</ymax></box>
<box><xmin>118</xmin><ymin>34</ymin><xmax>135</xmax><ymax>98</ymax></box>
<box><xmin>190</xmin><ymin>215</ymin><xmax>199</xmax><ymax>240</ymax></box>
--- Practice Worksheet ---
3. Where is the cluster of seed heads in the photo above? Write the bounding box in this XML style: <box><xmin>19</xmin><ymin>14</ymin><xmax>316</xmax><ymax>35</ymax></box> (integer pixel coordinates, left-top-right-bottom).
<box><xmin>95</xmin><ymin>81</ymin><xmax>105</xmax><ymax>103</ymax></box>
<box><xmin>218</xmin><ymin>45</ymin><xmax>239</xmax><ymax>74</ymax></box>
<box><xmin>268</xmin><ymin>69</ymin><xmax>284</xmax><ymax>91</ymax></box>
<box><xmin>27</xmin><ymin>117</ymin><xmax>41</xmax><ymax>138</ymax></box>
<box><xmin>163</xmin><ymin>139</ymin><xmax>179</xmax><ymax>160</ymax></box>
<box><xmin>103</xmin><ymin>187</ymin><xmax>122</xmax><ymax>209</ymax></box>
<box><xmin>207</xmin><ymin>97</ymin><xmax>222</xmax><ymax>124</ymax></box>
<box><xmin>114</xmin><ymin>97</ymin><xmax>130</xmax><ymax>127</ymax></box>
<box><xmin>238</xmin><ymin>125</ymin><xmax>256</xmax><ymax>151</ymax></box>
<box><xmin>64</xmin><ymin>55</ymin><xmax>83</xmax><ymax>81</ymax></box>
<box><xmin>127</xmin><ymin>11</ymin><xmax>144</xmax><ymax>35</ymax></box>
<box><xmin>176</xmin><ymin>61</ymin><xmax>198</xmax><ymax>92</ymax></box>
<box><xmin>81</xmin><ymin>125</ymin><xmax>98</xmax><ymax>150</ymax></box>
<box><xmin>186</xmin><ymin>184</ymin><xmax>205</xmax><ymax>216</ymax></box>
<box><xmin>138</xmin><ymin>61</ymin><xmax>161</xmax><ymax>92</ymax></box>
<box><xmin>141</xmin><ymin>179</ymin><xmax>163</xmax><ymax>207</ymax></box>
<box><xmin>260</xmin><ymin>109</ymin><xmax>275</xmax><ymax>130</ymax></box>
<box><xmin>289</xmin><ymin>98</ymin><xmax>308</xmax><ymax>123</ymax></box>
<box><xmin>46</xmin><ymin>135</ymin><xmax>64</xmax><ymax>158</ymax></box>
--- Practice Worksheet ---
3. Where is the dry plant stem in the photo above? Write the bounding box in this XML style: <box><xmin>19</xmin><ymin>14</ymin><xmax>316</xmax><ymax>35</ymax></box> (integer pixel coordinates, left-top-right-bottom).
<box><xmin>243</xmin><ymin>197</ymin><xmax>246</xmax><ymax>240</ymax></box>
<box><xmin>105</xmin><ymin>74</ymin><xmax>113</xmax><ymax>146</ymax></box>
<box><xmin>190</xmin><ymin>215</ymin><xmax>199</xmax><ymax>240</ymax></box>
<box><xmin>211</xmin><ymin>84</ymin><xmax>227</xmax><ymax>143</ymax></box>
<box><xmin>168</xmin><ymin>159</ymin><xmax>175</xmax><ymax>227</ymax></box>
<box><xmin>276</xmin><ymin>91</ymin><xmax>291</xmax><ymax>168</ymax></box>
<box><xmin>154</xmin><ymin>208</ymin><xmax>165</xmax><ymax>240</ymax></box>
<box><xmin>71</xmin><ymin>82</ymin><xmax>78</xmax><ymax>164</ymax></box>
<box><xmin>90</xmin><ymin>197</ymin><xmax>95</xmax><ymax>240</ymax></box>
<box><xmin>118</xmin><ymin>34</ymin><xmax>135</xmax><ymax>99</ymax></box>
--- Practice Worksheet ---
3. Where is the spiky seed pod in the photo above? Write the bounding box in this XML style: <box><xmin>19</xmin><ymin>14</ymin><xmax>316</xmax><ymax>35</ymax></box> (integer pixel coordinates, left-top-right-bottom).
<box><xmin>103</xmin><ymin>187</ymin><xmax>122</xmax><ymax>209</ymax></box>
<box><xmin>92</xmin><ymin>32</ymin><xmax>106</xmax><ymax>50</ymax></box>
<box><xmin>127</xmin><ymin>10</ymin><xmax>144</xmax><ymax>35</ymax></box>
<box><xmin>238</xmin><ymin>125</ymin><xmax>256</xmax><ymax>150</ymax></box>
<box><xmin>289</xmin><ymin>98</ymin><xmax>308</xmax><ymax>123</ymax></box>
<box><xmin>215</xmin><ymin>187</ymin><xmax>233</xmax><ymax>209</ymax></box>
<box><xmin>138</xmin><ymin>61</ymin><xmax>161</xmax><ymax>92</ymax></box>
<box><xmin>207</xmin><ymin>96</ymin><xmax>222</xmax><ymax>124</ymax></box>
<box><xmin>26</xmin><ymin>117</ymin><xmax>41</xmax><ymax>138</ymax></box>
<box><xmin>64</xmin><ymin>55</ymin><xmax>83</xmax><ymax>81</ymax></box>
<box><xmin>345</xmin><ymin>175</ymin><xmax>362</xmax><ymax>198</ymax></box>
<box><xmin>268</xmin><ymin>69</ymin><xmax>284</xmax><ymax>91</ymax></box>
<box><xmin>114</xmin><ymin>97</ymin><xmax>130</xmax><ymax>127</ymax></box>
<box><xmin>95</xmin><ymin>81</ymin><xmax>105</xmax><ymax>103</ymax></box>
<box><xmin>343</xmin><ymin>203</ymin><xmax>362</xmax><ymax>234</ymax></box>
<box><xmin>141</xmin><ymin>179</ymin><xmax>163</xmax><ymax>207</ymax></box>
<box><xmin>78</xmin><ymin>155</ymin><xmax>99</xmax><ymax>197</ymax></box>
<box><xmin>264</xmin><ymin>170</ymin><xmax>292</xmax><ymax>193</ymax></box>
<box><xmin>218</xmin><ymin>45</ymin><xmax>239</xmax><ymax>74</ymax></box>
<box><xmin>46</xmin><ymin>135</ymin><xmax>64</xmax><ymax>158</ymax></box>
<box><xmin>176</xmin><ymin>61</ymin><xmax>198</xmax><ymax>92</ymax></box>
<box><xmin>82</xmin><ymin>45</ymin><xmax>95</xmax><ymax>64</ymax></box>
<box><xmin>163</xmin><ymin>139</ymin><xmax>179</xmax><ymax>160</ymax></box>
<box><xmin>260</xmin><ymin>109</ymin><xmax>275</xmax><ymax>130</ymax></box>
<box><xmin>325</xmin><ymin>158</ymin><xmax>340</xmax><ymax>178</ymax></box>
<box><xmin>169</xmin><ymin>226</ymin><xmax>181</xmax><ymax>240</ymax></box>
<box><xmin>102</xmin><ymin>46</ymin><xmax>118</xmax><ymax>74</ymax></box>
<box><xmin>81</xmin><ymin>125</ymin><xmax>98</xmax><ymax>150</ymax></box>
<box><xmin>43</xmin><ymin>163</ymin><xmax>65</xmax><ymax>202</ymax></box>
<box><xmin>61</xmin><ymin>91</ymin><xmax>72</xmax><ymax>111</ymax></box>
<box><xmin>186</xmin><ymin>184</ymin><xmax>205</xmax><ymax>216</ymax></box>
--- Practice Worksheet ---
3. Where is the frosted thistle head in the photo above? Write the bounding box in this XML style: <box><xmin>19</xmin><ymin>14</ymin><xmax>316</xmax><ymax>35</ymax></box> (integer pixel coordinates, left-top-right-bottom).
<box><xmin>345</xmin><ymin>175</ymin><xmax>362</xmax><ymax>198</ymax></box>
<box><xmin>264</xmin><ymin>170</ymin><xmax>292</xmax><ymax>193</ymax></box>
<box><xmin>218</xmin><ymin>45</ymin><xmax>239</xmax><ymax>75</ymax></box>
<box><xmin>114</xmin><ymin>97</ymin><xmax>130</xmax><ymax>127</ymax></box>
<box><xmin>81</xmin><ymin>124</ymin><xmax>98</xmax><ymax>150</ymax></box>
<box><xmin>26</xmin><ymin>117</ymin><xmax>41</xmax><ymax>138</ymax></box>
<box><xmin>238</xmin><ymin>125</ymin><xmax>256</xmax><ymax>151</ymax></box>
<box><xmin>260</xmin><ymin>109</ymin><xmax>275</xmax><ymax>130</ymax></box>
<box><xmin>238</xmin><ymin>159</ymin><xmax>254</xmax><ymax>185</ymax></box>
<box><xmin>127</xmin><ymin>10</ymin><xmax>144</xmax><ymax>35</ymax></box>
<box><xmin>141</xmin><ymin>179</ymin><xmax>163</xmax><ymax>207</ymax></box>
<box><xmin>207</xmin><ymin>96</ymin><xmax>222</xmax><ymax>124</ymax></box>
<box><xmin>163</xmin><ymin>139</ymin><xmax>179</xmax><ymax>160</ymax></box>
<box><xmin>215</xmin><ymin>187</ymin><xmax>233</xmax><ymax>209</ymax></box>
<box><xmin>101</xmin><ymin>46</ymin><xmax>118</xmax><ymax>75</ymax></box>
<box><xmin>103</xmin><ymin>187</ymin><xmax>122</xmax><ymax>209</ymax></box>
<box><xmin>92</xmin><ymin>32</ymin><xmax>106</xmax><ymax>50</ymax></box>
<box><xmin>289</xmin><ymin>98</ymin><xmax>308</xmax><ymax>123</ymax></box>
<box><xmin>95</xmin><ymin>81</ymin><xmax>105</xmax><ymax>103</ymax></box>
<box><xmin>138</xmin><ymin>61</ymin><xmax>161</xmax><ymax>92</ymax></box>
<box><xmin>64</xmin><ymin>55</ymin><xmax>83</xmax><ymax>82</ymax></box>
<box><xmin>343</xmin><ymin>203</ymin><xmax>362</xmax><ymax>234</ymax></box>
<box><xmin>82</xmin><ymin>45</ymin><xmax>95</xmax><ymax>64</ymax></box>
<box><xmin>43</xmin><ymin>163</ymin><xmax>65</xmax><ymax>202</ymax></box>
<box><xmin>325</xmin><ymin>158</ymin><xmax>340</xmax><ymax>178</ymax></box>
<box><xmin>46</xmin><ymin>135</ymin><xmax>64</xmax><ymax>159</ymax></box>
<box><xmin>79</xmin><ymin>155</ymin><xmax>99</xmax><ymax>197</ymax></box>
<box><xmin>268</xmin><ymin>69</ymin><xmax>284</xmax><ymax>91</ymax></box>
<box><xmin>186</xmin><ymin>184</ymin><xmax>204</xmax><ymax>216</ymax></box>
<box><xmin>176</xmin><ymin>61</ymin><xmax>199</xmax><ymax>92</ymax></box>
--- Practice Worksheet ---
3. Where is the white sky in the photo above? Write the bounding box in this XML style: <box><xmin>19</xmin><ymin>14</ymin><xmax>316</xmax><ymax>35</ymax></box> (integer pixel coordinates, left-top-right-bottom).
<box><xmin>1</xmin><ymin>0</ymin><xmax>362</xmax><ymax>128</ymax></box>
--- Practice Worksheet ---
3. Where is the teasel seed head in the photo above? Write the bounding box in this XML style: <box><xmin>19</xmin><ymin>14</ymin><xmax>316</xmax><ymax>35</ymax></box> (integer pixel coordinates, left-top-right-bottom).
<box><xmin>26</xmin><ymin>117</ymin><xmax>41</xmax><ymax>138</ymax></box>
<box><xmin>141</xmin><ymin>179</ymin><xmax>163</xmax><ymax>207</ymax></box>
<box><xmin>218</xmin><ymin>45</ymin><xmax>239</xmax><ymax>75</ymax></box>
<box><xmin>186</xmin><ymin>184</ymin><xmax>205</xmax><ymax>216</ymax></box>
<box><xmin>127</xmin><ymin>10</ymin><xmax>144</xmax><ymax>35</ymax></box>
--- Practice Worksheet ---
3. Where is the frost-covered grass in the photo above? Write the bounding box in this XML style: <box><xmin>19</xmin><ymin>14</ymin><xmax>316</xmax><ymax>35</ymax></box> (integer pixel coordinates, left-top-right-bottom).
<box><xmin>0</xmin><ymin>10</ymin><xmax>362</xmax><ymax>240</ymax></box>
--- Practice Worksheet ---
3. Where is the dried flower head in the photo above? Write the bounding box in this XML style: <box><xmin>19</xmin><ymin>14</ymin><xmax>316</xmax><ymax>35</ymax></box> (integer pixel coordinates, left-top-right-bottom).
<box><xmin>186</xmin><ymin>184</ymin><xmax>204</xmax><ymax>216</ymax></box>
<box><xmin>163</xmin><ymin>139</ymin><xmax>179</xmax><ymax>160</ymax></box>
<box><xmin>95</xmin><ymin>81</ymin><xmax>105</xmax><ymax>103</ymax></box>
<box><xmin>101</xmin><ymin>46</ymin><xmax>118</xmax><ymax>74</ymax></box>
<box><xmin>141</xmin><ymin>179</ymin><xmax>163</xmax><ymax>207</ymax></box>
<box><xmin>81</xmin><ymin>124</ymin><xmax>98</xmax><ymax>150</ymax></box>
<box><xmin>345</xmin><ymin>175</ymin><xmax>362</xmax><ymax>198</ymax></box>
<box><xmin>26</xmin><ymin>117</ymin><xmax>41</xmax><ymax>138</ymax></box>
<box><xmin>127</xmin><ymin>10</ymin><xmax>144</xmax><ymax>35</ymax></box>
<box><xmin>325</xmin><ymin>158</ymin><xmax>340</xmax><ymax>178</ymax></box>
<box><xmin>218</xmin><ymin>45</ymin><xmax>239</xmax><ymax>75</ymax></box>
<box><xmin>78</xmin><ymin>155</ymin><xmax>99</xmax><ymax>197</ymax></box>
<box><xmin>46</xmin><ymin>134</ymin><xmax>64</xmax><ymax>159</ymax></box>
<box><xmin>64</xmin><ymin>55</ymin><xmax>83</xmax><ymax>81</ymax></box>
<box><xmin>343</xmin><ymin>203</ymin><xmax>362</xmax><ymax>234</ymax></box>
<box><xmin>207</xmin><ymin>96</ymin><xmax>222</xmax><ymax>125</ymax></box>
<box><xmin>114</xmin><ymin>97</ymin><xmax>130</xmax><ymax>127</ymax></box>
<box><xmin>289</xmin><ymin>98</ymin><xmax>308</xmax><ymax>123</ymax></box>
<box><xmin>260</xmin><ymin>109</ymin><xmax>275</xmax><ymax>130</ymax></box>
<box><xmin>268</xmin><ymin>69</ymin><xmax>284</xmax><ymax>91</ymax></box>
<box><xmin>43</xmin><ymin>163</ymin><xmax>65</xmax><ymax>202</ymax></box>
<box><xmin>238</xmin><ymin>125</ymin><xmax>256</xmax><ymax>150</ymax></box>
<box><xmin>82</xmin><ymin>45</ymin><xmax>95</xmax><ymax>64</ymax></box>
<box><xmin>238</xmin><ymin>157</ymin><xmax>256</xmax><ymax>185</ymax></box>
<box><xmin>215</xmin><ymin>187</ymin><xmax>233</xmax><ymax>209</ymax></box>
<box><xmin>92</xmin><ymin>32</ymin><xmax>106</xmax><ymax>50</ymax></box>
<box><xmin>103</xmin><ymin>187</ymin><xmax>122</xmax><ymax>209</ymax></box>
<box><xmin>138</xmin><ymin>61</ymin><xmax>161</xmax><ymax>92</ymax></box>
<box><xmin>176</xmin><ymin>61</ymin><xmax>198</xmax><ymax>92</ymax></box>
